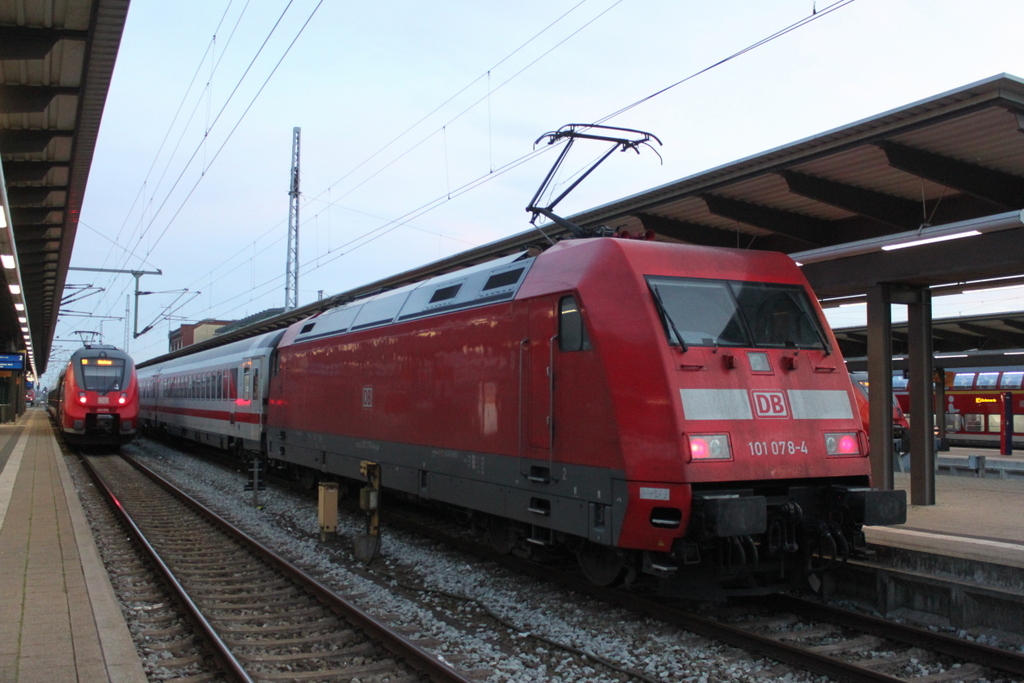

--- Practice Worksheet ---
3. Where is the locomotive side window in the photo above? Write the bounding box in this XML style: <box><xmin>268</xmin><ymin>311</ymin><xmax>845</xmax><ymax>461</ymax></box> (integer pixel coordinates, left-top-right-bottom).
<box><xmin>646</xmin><ymin>276</ymin><xmax>826</xmax><ymax>350</ymax></box>
<box><xmin>430</xmin><ymin>284</ymin><xmax>462</xmax><ymax>303</ymax></box>
<box><xmin>558</xmin><ymin>296</ymin><xmax>591</xmax><ymax>352</ymax></box>
<box><xmin>79</xmin><ymin>357</ymin><xmax>126</xmax><ymax>391</ymax></box>
<box><xmin>1001</xmin><ymin>372</ymin><xmax>1023</xmax><ymax>389</ymax></box>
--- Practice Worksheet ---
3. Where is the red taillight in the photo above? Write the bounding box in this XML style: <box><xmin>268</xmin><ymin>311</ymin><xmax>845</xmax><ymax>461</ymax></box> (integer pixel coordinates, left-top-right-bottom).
<box><xmin>825</xmin><ymin>432</ymin><xmax>861</xmax><ymax>455</ymax></box>
<box><xmin>78</xmin><ymin>392</ymin><xmax>86</xmax><ymax>404</ymax></box>
<box><xmin>688</xmin><ymin>434</ymin><xmax>732</xmax><ymax>460</ymax></box>
<box><xmin>118</xmin><ymin>393</ymin><xmax>127</xmax><ymax>405</ymax></box>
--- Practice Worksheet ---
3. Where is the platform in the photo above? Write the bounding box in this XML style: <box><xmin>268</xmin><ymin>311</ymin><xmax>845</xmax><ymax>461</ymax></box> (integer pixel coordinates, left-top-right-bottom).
<box><xmin>866</xmin><ymin>468</ymin><xmax>1024</xmax><ymax>569</ymax></box>
<box><xmin>0</xmin><ymin>409</ymin><xmax>146</xmax><ymax>683</ymax></box>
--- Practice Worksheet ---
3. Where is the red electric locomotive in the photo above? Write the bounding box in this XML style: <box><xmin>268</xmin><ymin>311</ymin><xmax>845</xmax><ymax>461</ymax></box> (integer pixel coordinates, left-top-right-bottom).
<box><xmin>262</xmin><ymin>238</ymin><xmax>905</xmax><ymax>595</ymax></box>
<box><xmin>48</xmin><ymin>344</ymin><xmax>139</xmax><ymax>447</ymax></box>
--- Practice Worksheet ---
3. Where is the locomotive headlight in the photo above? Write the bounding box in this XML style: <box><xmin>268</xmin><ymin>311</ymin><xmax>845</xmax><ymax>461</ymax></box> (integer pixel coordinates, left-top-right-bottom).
<box><xmin>118</xmin><ymin>392</ymin><xmax>127</xmax><ymax>405</ymax></box>
<box><xmin>688</xmin><ymin>434</ymin><xmax>732</xmax><ymax>460</ymax></box>
<box><xmin>825</xmin><ymin>432</ymin><xmax>861</xmax><ymax>455</ymax></box>
<box><xmin>78</xmin><ymin>391</ymin><xmax>87</xmax><ymax>404</ymax></box>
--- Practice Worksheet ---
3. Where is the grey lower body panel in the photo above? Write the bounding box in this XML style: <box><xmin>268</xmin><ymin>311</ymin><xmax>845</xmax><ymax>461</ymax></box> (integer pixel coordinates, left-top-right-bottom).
<box><xmin>268</xmin><ymin>428</ymin><xmax>627</xmax><ymax>546</ymax></box>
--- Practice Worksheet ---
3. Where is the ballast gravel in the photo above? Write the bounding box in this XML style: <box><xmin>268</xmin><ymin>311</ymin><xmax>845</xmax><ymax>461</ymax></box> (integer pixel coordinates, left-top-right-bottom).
<box><xmin>124</xmin><ymin>439</ymin><xmax>822</xmax><ymax>683</ymax></box>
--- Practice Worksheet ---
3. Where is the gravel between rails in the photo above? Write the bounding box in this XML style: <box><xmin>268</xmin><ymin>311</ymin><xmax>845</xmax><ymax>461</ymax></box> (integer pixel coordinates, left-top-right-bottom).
<box><xmin>109</xmin><ymin>438</ymin><xmax>823</xmax><ymax>683</ymax></box>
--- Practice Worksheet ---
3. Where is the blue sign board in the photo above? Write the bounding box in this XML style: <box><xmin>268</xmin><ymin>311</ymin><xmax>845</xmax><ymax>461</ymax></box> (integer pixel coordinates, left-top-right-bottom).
<box><xmin>0</xmin><ymin>354</ymin><xmax>24</xmax><ymax>370</ymax></box>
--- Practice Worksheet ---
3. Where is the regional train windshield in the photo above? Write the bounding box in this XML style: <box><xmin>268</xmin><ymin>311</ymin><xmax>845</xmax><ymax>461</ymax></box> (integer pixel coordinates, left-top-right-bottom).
<box><xmin>647</xmin><ymin>276</ymin><xmax>829</xmax><ymax>351</ymax></box>
<box><xmin>79</xmin><ymin>358</ymin><xmax>128</xmax><ymax>392</ymax></box>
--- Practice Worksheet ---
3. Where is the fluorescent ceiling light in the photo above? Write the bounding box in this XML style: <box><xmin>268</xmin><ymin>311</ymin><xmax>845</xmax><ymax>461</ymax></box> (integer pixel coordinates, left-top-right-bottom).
<box><xmin>0</xmin><ymin>213</ymin><xmax>6</xmax><ymax>229</ymax></box>
<box><xmin>1004</xmin><ymin>351</ymin><xmax>1024</xmax><ymax>356</ymax></box>
<box><xmin>880</xmin><ymin>230</ymin><xmax>981</xmax><ymax>251</ymax></box>
<box><xmin>8</xmin><ymin>284</ymin><xmax>20</xmax><ymax>295</ymax></box>
<box><xmin>0</xmin><ymin>254</ymin><xmax>14</xmax><ymax>269</ymax></box>
<box><xmin>935</xmin><ymin>354</ymin><xmax>969</xmax><ymax>359</ymax></box>
<box><xmin>14</xmin><ymin>303</ymin><xmax>23</xmax><ymax>311</ymax></box>
<box><xmin>17</xmin><ymin>317</ymin><xmax>25</xmax><ymax>323</ymax></box>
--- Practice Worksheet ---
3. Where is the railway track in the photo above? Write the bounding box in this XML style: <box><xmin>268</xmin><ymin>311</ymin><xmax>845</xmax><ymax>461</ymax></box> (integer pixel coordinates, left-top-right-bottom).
<box><xmin>387</xmin><ymin>513</ymin><xmax>1024</xmax><ymax>683</ymax></box>
<box><xmin>78</xmin><ymin>451</ymin><xmax>475</xmax><ymax>683</ymax></box>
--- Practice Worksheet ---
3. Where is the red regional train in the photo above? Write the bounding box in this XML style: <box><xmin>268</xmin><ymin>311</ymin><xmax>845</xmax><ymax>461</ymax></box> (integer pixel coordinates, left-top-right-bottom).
<box><xmin>138</xmin><ymin>238</ymin><xmax>906</xmax><ymax>595</ymax></box>
<box><xmin>894</xmin><ymin>368</ymin><xmax>1024</xmax><ymax>448</ymax></box>
<box><xmin>48</xmin><ymin>344</ymin><xmax>139</xmax><ymax>447</ymax></box>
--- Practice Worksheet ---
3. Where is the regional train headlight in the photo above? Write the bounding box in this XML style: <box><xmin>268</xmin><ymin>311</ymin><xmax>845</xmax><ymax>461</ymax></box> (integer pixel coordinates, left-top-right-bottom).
<box><xmin>118</xmin><ymin>392</ymin><xmax>127</xmax><ymax>405</ymax></box>
<box><xmin>78</xmin><ymin>391</ymin><xmax>87</xmax><ymax>404</ymax></box>
<box><xmin>825</xmin><ymin>432</ymin><xmax>861</xmax><ymax>455</ymax></box>
<box><xmin>687</xmin><ymin>434</ymin><xmax>732</xmax><ymax>461</ymax></box>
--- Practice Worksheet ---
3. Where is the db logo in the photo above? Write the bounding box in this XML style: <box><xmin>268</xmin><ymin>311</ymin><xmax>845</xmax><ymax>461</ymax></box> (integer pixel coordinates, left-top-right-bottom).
<box><xmin>752</xmin><ymin>391</ymin><xmax>789</xmax><ymax>418</ymax></box>
<box><xmin>362</xmin><ymin>387</ymin><xmax>373</xmax><ymax>409</ymax></box>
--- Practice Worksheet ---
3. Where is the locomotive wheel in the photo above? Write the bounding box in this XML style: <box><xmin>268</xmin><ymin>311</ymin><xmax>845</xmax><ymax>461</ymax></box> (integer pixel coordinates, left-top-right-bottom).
<box><xmin>577</xmin><ymin>541</ymin><xmax>627</xmax><ymax>587</ymax></box>
<box><xmin>297</xmin><ymin>467</ymin><xmax>317</xmax><ymax>490</ymax></box>
<box><xmin>488</xmin><ymin>517</ymin><xmax>516</xmax><ymax>555</ymax></box>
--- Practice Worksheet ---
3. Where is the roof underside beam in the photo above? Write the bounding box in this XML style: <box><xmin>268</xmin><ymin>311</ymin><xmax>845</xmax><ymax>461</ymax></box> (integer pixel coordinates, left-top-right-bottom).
<box><xmin>779</xmin><ymin>170</ymin><xmax>924</xmax><ymax>230</ymax></box>
<box><xmin>634</xmin><ymin>212</ymin><xmax>805</xmax><ymax>251</ymax></box>
<box><xmin>0</xmin><ymin>129</ymin><xmax>74</xmax><ymax>155</ymax></box>
<box><xmin>931</xmin><ymin>327</ymin><xmax>985</xmax><ymax>348</ymax></box>
<box><xmin>0</xmin><ymin>25</ymin><xmax>89</xmax><ymax>60</ymax></box>
<box><xmin>879</xmin><ymin>141</ymin><xmax>1024</xmax><ymax>209</ymax></box>
<box><xmin>1</xmin><ymin>161</ymin><xmax>70</xmax><ymax>182</ymax></box>
<box><xmin>0</xmin><ymin>85</ymin><xmax>79</xmax><ymax>114</ymax></box>
<box><xmin>956</xmin><ymin>321</ymin><xmax>1024</xmax><ymax>346</ymax></box>
<box><xmin>700</xmin><ymin>194</ymin><xmax>824</xmax><ymax>246</ymax></box>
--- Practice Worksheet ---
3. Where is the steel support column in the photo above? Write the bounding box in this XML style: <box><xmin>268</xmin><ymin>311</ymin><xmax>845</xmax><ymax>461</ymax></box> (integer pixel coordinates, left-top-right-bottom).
<box><xmin>866</xmin><ymin>285</ymin><xmax>894</xmax><ymax>490</ymax></box>
<box><xmin>906</xmin><ymin>287</ymin><xmax>935</xmax><ymax>505</ymax></box>
<box><xmin>935</xmin><ymin>366</ymin><xmax>948</xmax><ymax>451</ymax></box>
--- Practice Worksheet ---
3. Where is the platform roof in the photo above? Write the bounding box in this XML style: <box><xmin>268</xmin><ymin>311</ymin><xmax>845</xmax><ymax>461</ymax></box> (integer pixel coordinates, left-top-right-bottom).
<box><xmin>837</xmin><ymin>311</ymin><xmax>1024</xmax><ymax>371</ymax></box>
<box><xmin>0</xmin><ymin>0</ymin><xmax>129</xmax><ymax>375</ymax></box>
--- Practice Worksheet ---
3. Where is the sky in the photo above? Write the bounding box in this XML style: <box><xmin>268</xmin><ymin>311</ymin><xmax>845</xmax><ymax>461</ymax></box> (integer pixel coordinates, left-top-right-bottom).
<box><xmin>40</xmin><ymin>0</ymin><xmax>1024</xmax><ymax>385</ymax></box>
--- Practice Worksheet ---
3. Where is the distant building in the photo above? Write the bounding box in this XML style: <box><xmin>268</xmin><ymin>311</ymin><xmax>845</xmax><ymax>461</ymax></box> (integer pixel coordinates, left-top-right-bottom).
<box><xmin>169</xmin><ymin>319</ymin><xmax>234</xmax><ymax>352</ymax></box>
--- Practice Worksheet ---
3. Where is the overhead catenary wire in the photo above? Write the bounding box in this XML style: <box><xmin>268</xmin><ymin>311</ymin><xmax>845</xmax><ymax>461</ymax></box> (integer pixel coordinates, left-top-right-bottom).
<box><xmin>87</xmin><ymin>0</ymin><xmax>323</xmax><ymax>325</ymax></box>
<box><xmin>89</xmin><ymin>1</ymin><xmax>858</xmax><ymax>356</ymax></box>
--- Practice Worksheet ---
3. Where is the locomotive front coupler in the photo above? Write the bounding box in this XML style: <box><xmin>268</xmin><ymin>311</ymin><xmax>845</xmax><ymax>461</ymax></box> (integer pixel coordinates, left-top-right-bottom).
<box><xmin>831</xmin><ymin>485</ymin><xmax>908</xmax><ymax>527</ymax></box>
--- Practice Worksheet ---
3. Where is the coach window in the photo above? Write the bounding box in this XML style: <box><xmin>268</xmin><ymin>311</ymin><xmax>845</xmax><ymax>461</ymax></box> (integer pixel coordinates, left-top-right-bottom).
<box><xmin>977</xmin><ymin>372</ymin><xmax>999</xmax><ymax>389</ymax></box>
<box><xmin>1001</xmin><ymin>372</ymin><xmax>1023</xmax><ymax>389</ymax></box>
<box><xmin>989</xmin><ymin>413</ymin><xmax>1002</xmax><ymax>433</ymax></box>
<box><xmin>953</xmin><ymin>373</ymin><xmax>976</xmax><ymax>389</ymax></box>
<box><xmin>230</xmin><ymin>368</ymin><xmax>238</xmax><ymax>400</ymax></box>
<box><xmin>243</xmin><ymin>367</ymin><xmax>252</xmax><ymax>401</ymax></box>
<box><xmin>558</xmin><ymin>296</ymin><xmax>591</xmax><ymax>352</ymax></box>
<box><xmin>964</xmin><ymin>413</ymin><xmax>984</xmax><ymax>432</ymax></box>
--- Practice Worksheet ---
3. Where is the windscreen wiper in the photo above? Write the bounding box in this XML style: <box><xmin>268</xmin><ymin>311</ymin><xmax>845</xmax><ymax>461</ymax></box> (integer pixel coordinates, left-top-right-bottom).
<box><xmin>785</xmin><ymin>291</ymin><xmax>832</xmax><ymax>356</ymax></box>
<box><xmin>650</xmin><ymin>286</ymin><xmax>688</xmax><ymax>352</ymax></box>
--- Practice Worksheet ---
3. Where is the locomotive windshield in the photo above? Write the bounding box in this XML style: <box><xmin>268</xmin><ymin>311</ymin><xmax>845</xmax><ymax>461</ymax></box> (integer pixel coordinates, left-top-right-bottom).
<box><xmin>647</xmin><ymin>276</ymin><xmax>828</xmax><ymax>351</ymax></box>
<box><xmin>79</xmin><ymin>357</ymin><xmax>127</xmax><ymax>391</ymax></box>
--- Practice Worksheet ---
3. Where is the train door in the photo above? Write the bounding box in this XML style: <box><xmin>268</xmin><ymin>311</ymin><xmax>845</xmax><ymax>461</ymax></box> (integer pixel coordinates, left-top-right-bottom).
<box><xmin>521</xmin><ymin>298</ymin><xmax>555</xmax><ymax>478</ymax></box>
<box><xmin>238</xmin><ymin>358</ymin><xmax>263</xmax><ymax>444</ymax></box>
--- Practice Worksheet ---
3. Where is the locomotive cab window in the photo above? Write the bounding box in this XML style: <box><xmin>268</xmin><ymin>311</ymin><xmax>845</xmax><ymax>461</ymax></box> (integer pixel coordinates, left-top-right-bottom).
<box><xmin>558</xmin><ymin>296</ymin><xmax>591</xmax><ymax>352</ymax></box>
<box><xmin>79</xmin><ymin>357</ymin><xmax>126</xmax><ymax>392</ymax></box>
<box><xmin>646</xmin><ymin>276</ymin><xmax>827</xmax><ymax>351</ymax></box>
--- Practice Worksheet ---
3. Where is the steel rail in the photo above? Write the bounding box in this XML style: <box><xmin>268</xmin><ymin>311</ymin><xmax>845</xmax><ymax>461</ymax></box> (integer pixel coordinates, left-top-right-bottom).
<box><xmin>119</xmin><ymin>453</ymin><xmax>475</xmax><ymax>683</ymax></box>
<box><xmin>76</xmin><ymin>452</ymin><xmax>254</xmax><ymax>683</ymax></box>
<box><xmin>765</xmin><ymin>594</ymin><xmax>1024</xmax><ymax>677</ymax></box>
<box><xmin>390</xmin><ymin>514</ymin><xmax>1023</xmax><ymax>683</ymax></box>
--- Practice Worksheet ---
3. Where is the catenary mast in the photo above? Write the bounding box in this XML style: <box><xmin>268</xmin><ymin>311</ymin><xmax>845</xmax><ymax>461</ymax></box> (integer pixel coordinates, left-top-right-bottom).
<box><xmin>285</xmin><ymin>127</ymin><xmax>301</xmax><ymax>311</ymax></box>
